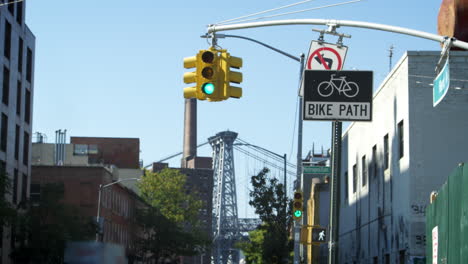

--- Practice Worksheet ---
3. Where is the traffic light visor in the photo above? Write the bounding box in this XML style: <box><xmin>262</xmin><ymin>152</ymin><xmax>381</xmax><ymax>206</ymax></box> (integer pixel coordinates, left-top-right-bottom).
<box><xmin>202</xmin><ymin>67</ymin><xmax>214</xmax><ymax>79</ymax></box>
<box><xmin>294</xmin><ymin>201</ymin><xmax>302</xmax><ymax>209</ymax></box>
<box><xmin>294</xmin><ymin>192</ymin><xmax>302</xmax><ymax>200</ymax></box>
<box><xmin>202</xmin><ymin>83</ymin><xmax>215</xmax><ymax>95</ymax></box>
<box><xmin>201</xmin><ymin>51</ymin><xmax>215</xmax><ymax>63</ymax></box>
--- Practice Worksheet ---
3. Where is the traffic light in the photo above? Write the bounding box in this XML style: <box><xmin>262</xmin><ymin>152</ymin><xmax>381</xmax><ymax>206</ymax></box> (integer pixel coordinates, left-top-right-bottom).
<box><xmin>293</xmin><ymin>190</ymin><xmax>303</xmax><ymax>221</ymax></box>
<box><xmin>183</xmin><ymin>48</ymin><xmax>222</xmax><ymax>101</ymax></box>
<box><xmin>300</xmin><ymin>225</ymin><xmax>327</xmax><ymax>244</ymax></box>
<box><xmin>219</xmin><ymin>50</ymin><xmax>243</xmax><ymax>99</ymax></box>
<box><xmin>311</xmin><ymin>226</ymin><xmax>327</xmax><ymax>243</ymax></box>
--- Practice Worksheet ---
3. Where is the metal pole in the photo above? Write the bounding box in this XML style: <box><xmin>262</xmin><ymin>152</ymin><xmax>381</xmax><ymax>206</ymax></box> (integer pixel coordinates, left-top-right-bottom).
<box><xmin>328</xmin><ymin>121</ymin><xmax>342</xmax><ymax>264</ymax></box>
<box><xmin>96</xmin><ymin>184</ymin><xmax>103</xmax><ymax>242</ymax></box>
<box><xmin>207</xmin><ymin>19</ymin><xmax>468</xmax><ymax>50</ymax></box>
<box><xmin>294</xmin><ymin>53</ymin><xmax>305</xmax><ymax>264</ymax></box>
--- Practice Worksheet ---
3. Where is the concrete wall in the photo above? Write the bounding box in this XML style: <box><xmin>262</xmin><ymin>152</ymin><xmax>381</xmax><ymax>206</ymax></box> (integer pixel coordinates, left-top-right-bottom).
<box><xmin>32</xmin><ymin>143</ymin><xmax>88</xmax><ymax>166</ymax></box>
<box><xmin>338</xmin><ymin>51</ymin><xmax>468</xmax><ymax>263</ymax></box>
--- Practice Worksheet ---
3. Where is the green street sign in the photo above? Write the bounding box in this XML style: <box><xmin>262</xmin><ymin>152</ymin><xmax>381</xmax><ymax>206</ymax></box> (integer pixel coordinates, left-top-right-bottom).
<box><xmin>303</xmin><ymin>166</ymin><xmax>331</xmax><ymax>174</ymax></box>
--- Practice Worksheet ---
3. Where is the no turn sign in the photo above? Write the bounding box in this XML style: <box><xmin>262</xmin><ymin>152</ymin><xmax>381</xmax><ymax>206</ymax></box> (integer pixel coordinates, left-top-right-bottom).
<box><xmin>306</xmin><ymin>41</ymin><xmax>348</xmax><ymax>70</ymax></box>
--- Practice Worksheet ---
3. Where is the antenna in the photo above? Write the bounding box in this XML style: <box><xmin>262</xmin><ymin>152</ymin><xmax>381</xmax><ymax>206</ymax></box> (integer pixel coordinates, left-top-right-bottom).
<box><xmin>388</xmin><ymin>45</ymin><xmax>394</xmax><ymax>72</ymax></box>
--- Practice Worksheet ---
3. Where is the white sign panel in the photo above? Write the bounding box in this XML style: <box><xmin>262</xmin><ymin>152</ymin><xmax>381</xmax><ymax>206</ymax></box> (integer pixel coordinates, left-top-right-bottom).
<box><xmin>306</xmin><ymin>41</ymin><xmax>348</xmax><ymax>70</ymax></box>
<box><xmin>303</xmin><ymin>70</ymin><xmax>373</xmax><ymax>121</ymax></box>
<box><xmin>304</xmin><ymin>102</ymin><xmax>371</xmax><ymax>120</ymax></box>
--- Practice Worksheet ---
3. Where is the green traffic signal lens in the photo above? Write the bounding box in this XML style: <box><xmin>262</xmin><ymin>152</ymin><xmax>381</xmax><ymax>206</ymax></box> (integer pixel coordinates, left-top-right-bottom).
<box><xmin>294</xmin><ymin>210</ymin><xmax>302</xmax><ymax>217</ymax></box>
<box><xmin>202</xmin><ymin>83</ymin><xmax>215</xmax><ymax>95</ymax></box>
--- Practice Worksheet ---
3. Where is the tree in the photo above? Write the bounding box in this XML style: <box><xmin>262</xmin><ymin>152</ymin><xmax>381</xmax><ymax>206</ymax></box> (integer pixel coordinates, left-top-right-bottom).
<box><xmin>237</xmin><ymin>167</ymin><xmax>293</xmax><ymax>263</ymax></box>
<box><xmin>138</xmin><ymin>168</ymin><xmax>203</xmax><ymax>226</ymax></box>
<box><xmin>10</xmin><ymin>183</ymin><xmax>96</xmax><ymax>264</ymax></box>
<box><xmin>135</xmin><ymin>207</ymin><xmax>210</xmax><ymax>263</ymax></box>
<box><xmin>236</xmin><ymin>228</ymin><xmax>265</xmax><ymax>264</ymax></box>
<box><xmin>136</xmin><ymin>168</ymin><xmax>211</xmax><ymax>261</ymax></box>
<box><xmin>0</xmin><ymin>170</ymin><xmax>17</xmax><ymax>228</ymax></box>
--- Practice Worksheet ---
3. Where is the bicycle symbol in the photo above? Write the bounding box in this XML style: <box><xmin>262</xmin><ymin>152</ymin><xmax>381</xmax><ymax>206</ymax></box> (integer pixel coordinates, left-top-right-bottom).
<box><xmin>317</xmin><ymin>74</ymin><xmax>359</xmax><ymax>98</ymax></box>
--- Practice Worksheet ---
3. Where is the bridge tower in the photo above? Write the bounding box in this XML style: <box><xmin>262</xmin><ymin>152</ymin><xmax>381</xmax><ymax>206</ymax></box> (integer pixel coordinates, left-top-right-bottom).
<box><xmin>209</xmin><ymin>131</ymin><xmax>240</xmax><ymax>264</ymax></box>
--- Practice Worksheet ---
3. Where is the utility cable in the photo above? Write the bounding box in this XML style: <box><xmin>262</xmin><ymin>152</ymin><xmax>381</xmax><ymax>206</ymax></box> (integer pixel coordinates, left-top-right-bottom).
<box><xmin>218</xmin><ymin>0</ymin><xmax>363</xmax><ymax>25</ymax></box>
<box><xmin>216</xmin><ymin>0</ymin><xmax>318</xmax><ymax>25</ymax></box>
<box><xmin>0</xmin><ymin>0</ymin><xmax>23</xmax><ymax>7</ymax></box>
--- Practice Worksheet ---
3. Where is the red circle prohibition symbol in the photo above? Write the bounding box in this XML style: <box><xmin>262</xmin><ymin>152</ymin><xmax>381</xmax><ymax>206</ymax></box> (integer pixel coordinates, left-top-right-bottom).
<box><xmin>307</xmin><ymin>47</ymin><xmax>343</xmax><ymax>70</ymax></box>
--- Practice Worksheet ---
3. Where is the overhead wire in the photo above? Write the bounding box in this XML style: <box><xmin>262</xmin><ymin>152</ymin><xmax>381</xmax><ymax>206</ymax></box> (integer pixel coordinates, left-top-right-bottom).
<box><xmin>216</xmin><ymin>0</ymin><xmax>363</xmax><ymax>25</ymax></box>
<box><xmin>216</xmin><ymin>0</ymin><xmax>318</xmax><ymax>25</ymax></box>
<box><xmin>0</xmin><ymin>0</ymin><xmax>23</xmax><ymax>7</ymax></box>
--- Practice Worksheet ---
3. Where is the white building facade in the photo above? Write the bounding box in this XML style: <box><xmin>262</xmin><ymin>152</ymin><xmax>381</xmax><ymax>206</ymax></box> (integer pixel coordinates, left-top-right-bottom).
<box><xmin>338</xmin><ymin>51</ymin><xmax>468</xmax><ymax>264</ymax></box>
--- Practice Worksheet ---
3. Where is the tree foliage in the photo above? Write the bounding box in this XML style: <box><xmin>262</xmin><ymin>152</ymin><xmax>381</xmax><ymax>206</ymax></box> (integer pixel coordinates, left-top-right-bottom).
<box><xmin>0</xmin><ymin>171</ymin><xmax>17</xmax><ymax>227</ymax></box>
<box><xmin>135</xmin><ymin>207</ymin><xmax>210</xmax><ymax>262</ymax></box>
<box><xmin>136</xmin><ymin>168</ymin><xmax>210</xmax><ymax>261</ymax></box>
<box><xmin>237</xmin><ymin>167</ymin><xmax>293</xmax><ymax>263</ymax></box>
<box><xmin>138</xmin><ymin>168</ymin><xmax>203</xmax><ymax>226</ymax></box>
<box><xmin>10</xmin><ymin>183</ymin><xmax>96</xmax><ymax>264</ymax></box>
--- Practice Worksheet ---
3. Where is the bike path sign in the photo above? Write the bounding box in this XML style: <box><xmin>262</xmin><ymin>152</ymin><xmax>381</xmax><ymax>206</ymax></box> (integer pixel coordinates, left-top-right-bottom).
<box><xmin>306</xmin><ymin>41</ymin><xmax>348</xmax><ymax>70</ymax></box>
<box><xmin>303</xmin><ymin>70</ymin><xmax>373</xmax><ymax>121</ymax></box>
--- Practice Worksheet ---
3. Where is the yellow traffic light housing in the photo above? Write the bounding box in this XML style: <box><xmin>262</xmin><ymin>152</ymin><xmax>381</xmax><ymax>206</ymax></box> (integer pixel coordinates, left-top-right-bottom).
<box><xmin>300</xmin><ymin>226</ymin><xmax>310</xmax><ymax>245</ymax></box>
<box><xmin>293</xmin><ymin>190</ymin><xmax>303</xmax><ymax>221</ymax></box>
<box><xmin>183</xmin><ymin>48</ymin><xmax>222</xmax><ymax>101</ymax></box>
<box><xmin>219</xmin><ymin>50</ymin><xmax>243</xmax><ymax>99</ymax></box>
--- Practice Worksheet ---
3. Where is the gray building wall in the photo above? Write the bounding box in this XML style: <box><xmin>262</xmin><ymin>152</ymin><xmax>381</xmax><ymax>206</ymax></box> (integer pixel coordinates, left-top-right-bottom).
<box><xmin>0</xmin><ymin>1</ymin><xmax>35</xmax><ymax>263</ymax></box>
<box><xmin>338</xmin><ymin>51</ymin><xmax>468</xmax><ymax>264</ymax></box>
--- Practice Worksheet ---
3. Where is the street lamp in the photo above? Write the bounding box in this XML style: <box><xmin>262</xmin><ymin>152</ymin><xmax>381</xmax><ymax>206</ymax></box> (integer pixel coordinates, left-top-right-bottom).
<box><xmin>95</xmin><ymin>178</ymin><xmax>141</xmax><ymax>242</ymax></box>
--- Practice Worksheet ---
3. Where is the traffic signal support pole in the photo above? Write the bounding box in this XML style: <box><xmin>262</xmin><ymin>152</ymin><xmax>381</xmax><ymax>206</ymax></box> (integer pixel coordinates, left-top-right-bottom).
<box><xmin>328</xmin><ymin>121</ymin><xmax>342</xmax><ymax>264</ymax></box>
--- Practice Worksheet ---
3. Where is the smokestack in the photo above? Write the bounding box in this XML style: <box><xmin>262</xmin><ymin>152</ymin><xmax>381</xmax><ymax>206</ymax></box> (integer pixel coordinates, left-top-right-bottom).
<box><xmin>182</xmin><ymin>98</ymin><xmax>197</xmax><ymax>168</ymax></box>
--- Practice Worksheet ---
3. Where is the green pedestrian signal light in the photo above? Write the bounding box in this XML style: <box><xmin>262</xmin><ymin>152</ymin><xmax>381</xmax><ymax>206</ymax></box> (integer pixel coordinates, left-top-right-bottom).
<box><xmin>293</xmin><ymin>190</ymin><xmax>303</xmax><ymax>221</ymax></box>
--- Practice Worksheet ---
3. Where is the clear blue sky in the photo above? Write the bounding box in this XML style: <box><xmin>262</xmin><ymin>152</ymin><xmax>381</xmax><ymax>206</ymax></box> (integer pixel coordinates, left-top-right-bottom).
<box><xmin>26</xmin><ymin>0</ymin><xmax>442</xmax><ymax>216</ymax></box>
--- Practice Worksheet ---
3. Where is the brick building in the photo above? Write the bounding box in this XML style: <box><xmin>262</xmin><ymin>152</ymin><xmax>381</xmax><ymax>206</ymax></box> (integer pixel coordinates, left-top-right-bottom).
<box><xmin>31</xmin><ymin>137</ymin><xmax>146</xmax><ymax>261</ymax></box>
<box><xmin>31</xmin><ymin>165</ymin><xmax>146</xmax><ymax>260</ymax></box>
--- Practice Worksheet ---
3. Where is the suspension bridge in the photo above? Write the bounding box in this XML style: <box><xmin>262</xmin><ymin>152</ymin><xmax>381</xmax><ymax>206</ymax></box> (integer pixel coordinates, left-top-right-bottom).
<box><xmin>148</xmin><ymin>130</ymin><xmax>297</xmax><ymax>264</ymax></box>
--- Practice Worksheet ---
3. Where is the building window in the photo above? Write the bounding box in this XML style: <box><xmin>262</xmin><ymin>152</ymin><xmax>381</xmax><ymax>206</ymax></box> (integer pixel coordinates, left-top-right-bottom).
<box><xmin>384</xmin><ymin>134</ymin><xmax>389</xmax><ymax>170</ymax></box>
<box><xmin>4</xmin><ymin>20</ymin><xmax>11</xmax><ymax>59</ymax></box>
<box><xmin>88</xmin><ymin>144</ymin><xmax>98</xmax><ymax>154</ymax></box>
<box><xmin>384</xmin><ymin>254</ymin><xmax>390</xmax><ymax>264</ymax></box>
<box><xmin>7</xmin><ymin>1</ymin><xmax>14</xmax><ymax>14</ymax></box>
<box><xmin>23</xmin><ymin>131</ymin><xmax>29</xmax><ymax>165</ymax></box>
<box><xmin>74</xmin><ymin>144</ymin><xmax>88</xmax><ymax>155</ymax></box>
<box><xmin>344</xmin><ymin>170</ymin><xmax>348</xmax><ymax>203</ymax></box>
<box><xmin>16</xmin><ymin>1</ymin><xmax>23</xmax><ymax>24</ymax></box>
<box><xmin>399</xmin><ymin>250</ymin><xmax>406</xmax><ymax>263</ymax></box>
<box><xmin>362</xmin><ymin>155</ymin><xmax>367</xmax><ymax>186</ymax></box>
<box><xmin>13</xmin><ymin>169</ymin><xmax>18</xmax><ymax>204</ymax></box>
<box><xmin>398</xmin><ymin>120</ymin><xmax>404</xmax><ymax>159</ymax></box>
<box><xmin>14</xmin><ymin>125</ymin><xmax>19</xmax><ymax>160</ymax></box>
<box><xmin>30</xmin><ymin>183</ymin><xmax>40</xmax><ymax>205</ymax></box>
<box><xmin>352</xmin><ymin>164</ymin><xmax>357</xmax><ymax>193</ymax></box>
<box><xmin>3</xmin><ymin>66</ymin><xmax>9</xmax><ymax>105</ymax></box>
<box><xmin>21</xmin><ymin>173</ymin><xmax>27</xmax><ymax>202</ymax></box>
<box><xmin>373</xmin><ymin>256</ymin><xmax>378</xmax><ymax>264</ymax></box>
<box><xmin>24</xmin><ymin>89</ymin><xmax>30</xmax><ymax>124</ymax></box>
<box><xmin>1</xmin><ymin>113</ymin><xmax>7</xmax><ymax>152</ymax></box>
<box><xmin>372</xmin><ymin>145</ymin><xmax>377</xmax><ymax>178</ymax></box>
<box><xmin>26</xmin><ymin>48</ymin><xmax>32</xmax><ymax>82</ymax></box>
<box><xmin>18</xmin><ymin>37</ymin><xmax>23</xmax><ymax>72</ymax></box>
<box><xmin>16</xmin><ymin>81</ymin><xmax>21</xmax><ymax>116</ymax></box>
